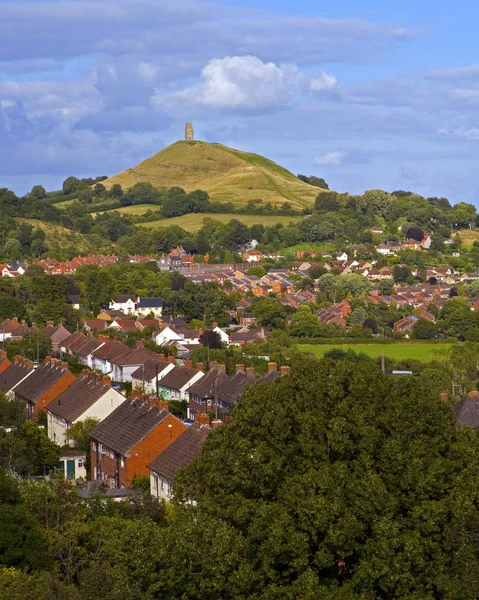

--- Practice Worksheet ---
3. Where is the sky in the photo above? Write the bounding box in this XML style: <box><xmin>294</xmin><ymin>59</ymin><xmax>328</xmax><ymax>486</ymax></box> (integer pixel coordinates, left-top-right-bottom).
<box><xmin>1</xmin><ymin>0</ymin><xmax>479</xmax><ymax>204</ymax></box>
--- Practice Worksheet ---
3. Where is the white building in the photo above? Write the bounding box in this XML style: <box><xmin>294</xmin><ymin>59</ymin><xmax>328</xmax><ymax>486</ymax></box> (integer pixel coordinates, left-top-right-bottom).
<box><xmin>47</xmin><ymin>373</ymin><xmax>125</xmax><ymax>447</ymax></box>
<box><xmin>109</xmin><ymin>294</ymin><xmax>136</xmax><ymax>315</ymax></box>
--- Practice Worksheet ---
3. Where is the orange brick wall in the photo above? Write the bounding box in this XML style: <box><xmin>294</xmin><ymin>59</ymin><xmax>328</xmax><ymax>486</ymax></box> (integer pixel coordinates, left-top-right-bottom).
<box><xmin>125</xmin><ymin>414</ymin><xmax>186</xmax><ymax>484</ymax></box>
<box><xmin>33</xmin><ymin>372</ymin><xmax>76</xmax><ymax>420</ymax></box>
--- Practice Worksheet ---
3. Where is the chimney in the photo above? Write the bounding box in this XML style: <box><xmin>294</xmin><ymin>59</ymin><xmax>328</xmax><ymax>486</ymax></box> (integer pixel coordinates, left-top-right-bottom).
<box><xmin>158</xmin><ymin>400</ymin><xmax>169</xmax><ymax>412</ymax></box>
<box><xmin>12</xmin><ymin>317</ymin><xmax>18</xmax><ymax>322</ymax></box>
<box><xmin>102</xmin><ymin>376</ymin><xmax>112</xmax><ymax>386</ymax></box>
<box><xmin>184</xmin><ymin>359</ymin><xmax>193</xmax><ymax>368</ymax></box>
<box><xmin>245</xmin><ymin>367</ymin><xmax>255</xmax><ymax>378</ymax></box>
<box><xmin>157</xmin><ymin>353</ymin><xmax>166</xmax><ymax>361</ymax></box>
<box><xmin>14</xmin><ymin>355</ymin><xmax>22</xmax><ymax>364</ymax></box>
<box><xmin>211</xmin><ymin>419</ymin><xmax>222</xmax><ymax>429</ymax></box>
<box><xmin>81</xmin><ymin>368</ymin><xmax>89</xmax><ymax>376</ymax></box>
<box><xmin>0</xmin><ymin>350</ymin><xmax>6</xmax><ymax>359</ymax></box>
<box><xmin>210</xmin><ymin>360</ymin><xmax>218</xmax><ymax>370</ymax></box>
<box><xmin>168</xmin><ymin>355</ymin><xmax>176</xmax><ymax>365</ymax></box>
<box><xmin>196</xmin><ymin>362</ymin><xmax>205</xmax><ymax>372</ymax></box>
<box><xmin>212</xmin><ymin>321</ymin><xmax>218</xmax><ymax>329</ymax></box>
<box><xmin>194</xmin><ymin>412</ymin><xmax>200</xmax><ymax>424</ymax></box>
<box><xmin>199</xmin><ymin>413</ymin><xmax>210</xmax><ymax>426</ymax></box>
<box><xmin>131</xmin><ymin>390</ymin><xmax>142</xmax><ymax>400</ymax></box>
<box><xmin>44</xmin><ymin>355</ymin><xmax>51</xmax><ymax>364</ymax></box>
<box><xmin>21</xmin><ymin>320</ymin><xmax>26</xmax><ymax>325</ymax></box>
<box><xmin>440</xmin><ymin>391</ymin><xmax>449</xmax><ymax>402</ymax></box>
<box><xmin>98</xmin><ymin>335</ymin><xmax>109</xmax><ymax>343</ymax></box>
<box><xmin>268</xmin><ymin>362</ymin><xmax>277</xmax><ymax>373</ymax></box>
<box><xmin>223</xmin><ymin>415</ymin><xmax>231</xmax><ymax>424</ymax></box>
<box><xmin>47</xmin><ymin>320</ymin><xmax>54</xmax><ymax>326</ymax></box>
<box><xmin>236</xmin><ymin>363</ymin><xmax>245</xmax><ymax>373</ymax></box>
<box><xmin>61</xmin><ymin>362</ymin><xmax>69</xmax><ymax>369</ymax></box>
<box><xmin>136</xmin><ymin>339</ymin><xmax>145</xmax><ymax>348</ymax></box>
<box><xmin>280</xmin><ymin>365</ymin><xmax>291</xmax><ymax>376</ymax></box>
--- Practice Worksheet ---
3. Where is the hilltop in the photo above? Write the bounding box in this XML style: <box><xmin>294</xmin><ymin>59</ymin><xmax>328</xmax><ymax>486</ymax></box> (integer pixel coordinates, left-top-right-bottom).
<box><xmin>103</xmin><ymin>141</ymin><xmax>319</xmax><ymax>209</ymax></box>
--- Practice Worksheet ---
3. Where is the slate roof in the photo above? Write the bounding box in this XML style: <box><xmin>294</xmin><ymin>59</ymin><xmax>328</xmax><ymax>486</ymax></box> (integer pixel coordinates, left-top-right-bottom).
<box><xmin>76</xmin><ymin>337</ymin><xmax>105</xmax><ymax>358</ymax></box>
<box><xmin>158</xmin><ymin>366</ymin><xmax>202</xmax><ymax>391</ymax></box>
<box><xmin>14</xmin><ymin>361</ymin><xmax>70</xmax><ymax>403</ymax></box>
<box><xmin>131</xmin><ymin>359</ymin><xmax>171</xmax><ymax>381</ymax></box>
<box><xmin>109</xmin><ymin>346</ymin><xmax>157</xmax><ymax>366</ymax></box>
<box><xmin>454</xmin><ymin>391</ymin><xmax>479</xmax><ymax>429</ymax></box>
<box><xmin>89</xmin><ymin>400</ymin><xmax>171</xmax><ymax>455</ymax></box>
<box><xmin>148</xmin><ymin>424</ymin><xmax>209</xmax><ymax>480</ymax></box>
<box><xmin>188</xmin><ymin>368</ymin><xmax>256</xmax><ymax>405</ymax></box>
<box><xmin>0</xmin><ymin>361</ymin><xmax>34</xmax><ymax>393</ymax></box>
<box><xmin>114</xmin><ymin>295</ymin><xmax>136</xmax><ymax>303</ymax></box>
<box><xmin>62</xmin><ymin>330</ymin><xmax>86</xmax><ymax>350</ymax></box>
<box><xmin>47</xmin><ymin>375</ymin><xmax>113</xmax><ymax>422</ymax></box>
<box><xmin>93</xmin><ymin>340</ymin><xmax>130</xmax><ymax>361</ymax></box>
<box><xmin>138</xmin><ymin>297</ymin><xmax>163</xmax><ymax>308</ymax></box>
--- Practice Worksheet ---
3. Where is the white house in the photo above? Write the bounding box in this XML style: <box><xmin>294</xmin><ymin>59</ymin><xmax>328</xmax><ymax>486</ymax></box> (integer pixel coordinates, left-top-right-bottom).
<box><xmin>157</xmin><ymin>366</ymin><xmax>204</xmax><ymax>401</ymax></box>
<box><xmin>91</xmin><ymin>339</ymin><xmax>130</xmax><ymax>374</ymax></box>
<box><xmin>213</xmin><ymin>325</ymin><xmax>230</xmax><ymax>345</ymax></box>
<box><xmin>109</xmin><ymin>294</ymin><xmax>136</xmax><ymax>315</ymax></box>
<box><xmin>109</xmin><ymin>344</ymin><xmax>159</xmax><ymax>383</ymax></box>
<box><xmin>137</xmin><ymin>297</ymin><xmax>163</xmax><ymax>317</ymax></box>
<box><xmin>154</xmin><ymin>326</ymin><xmax>183</xmax><ymax>346</ymax></box>
<box><xmin>47</xmin><ymin>373</ymin><xmax>125</xmax><ymax>447</ymax></box>
<box><xmin>59</xmin><ymin>450</ymin><xmax>87</xmax><ymax>480</ymax></box>
<box><xmin>130</xmin><ymin>358</ymin><xmax>176</xmax><ymax>394</ymax></box>
<box><xmin>335</xmin><ymin>252</ymin><xmax>348</xmax><ymax>262</ymax></box>
<box><xmin>148</xmin><ymin>424</ymin><xmax>210</xmax><ymax>501</ymax></box>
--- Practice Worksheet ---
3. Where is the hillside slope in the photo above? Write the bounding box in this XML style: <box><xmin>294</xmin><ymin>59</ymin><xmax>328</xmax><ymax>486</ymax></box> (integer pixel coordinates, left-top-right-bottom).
<box><xmin>104</xmin><ymin>141</ymin><xmax>318</xmax><ymax>209</ymax></box>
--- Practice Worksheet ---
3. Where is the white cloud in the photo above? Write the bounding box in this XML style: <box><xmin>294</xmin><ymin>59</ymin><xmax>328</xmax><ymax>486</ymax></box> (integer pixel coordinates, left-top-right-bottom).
<box><xmin>314</xmin><ymin>151</ymin><xmax>344</xmax><ymax>166</ymax></box>
<box><xmin>157</xmin><ymin>55</ymin><xmax>337</xmax><ymax>112</ymax></box>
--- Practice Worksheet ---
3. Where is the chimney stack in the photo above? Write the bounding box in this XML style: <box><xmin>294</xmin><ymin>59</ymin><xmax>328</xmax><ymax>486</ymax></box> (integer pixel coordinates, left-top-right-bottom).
<box><xmin>184</xmin><ymin>359</ymin><xmax>193</xmax><ymax>368</ymax></box>
<box><xmin>136</xmin><ymin>339</ymin><xmax>145</xmax><ymax>348</ymax></box>
<box><xmin>158</xmin><ymin>353</ymin><xmax>166</xmax><ymax>362</ymax></box>
<box><xmin>210</xmin><ymin>360</ymin><xmax>218</xmax><ymax>370</ymax></box>
<box><xmin>102</xmin><ymin>376</ymin><xmax>112</xmax><ymax>386</ymax></box>
<box><xmin>245</xmin><ymin>367</ymin><xmax>255</xmax><ymax>377</ymax></box>
<box><xmin>199</xmin><ymin>413</ymin><xmax>210</xmax><ymax>426</ymax></box>
<box><xmin>158</xmin><ymin>400</ymin><xmax>169</xmax><ymax>412</ymax></box>
<box><xmin>268</xmin><ymin>362</ymin><xmax>277</xmax><ymax>372</ymax></box>
<box><xmin>235</xmin><ymin>363</ymin><xmax>245</xmax><ymax>373</ymax></box>
<box><xmin>98</xmin><ymin>335</ymin><xmax>109</xmax><ymax>343</ymax></box>
<box><xmin>196</xmin><ymin>362</ymin><xmax>205</xmax><ymax>372</ymax></box>
<box><xmin>131</xmin><ymin>390</ymin><xmax>142</xmax><ymax>400</ymax></box>
<box><xmin>440</xmin><ymin>391</ymin><xmax>449</xmax><ymax>402</ymax></box>
<box><xmin>168</xmin><ymin>355</ymin><xmax>176</xmax><ymax>365</ymax></box>
<box><xmin>212</xmin><ymin>322</ymin><xmax>218</xmax><ymax>329</ymax></box>
<box><xmin>211</xmin><ymin>419</ymin><xmax>222</xmax><ymax>429</ymax></box>
<box><xmin>217</xmin><ymin>363</ymin><xmax>226</xmax><ymax>371</ymax></box>
<box><xmin>280</xmin><ymin>365</ymin><xmax>291</xmax><ymax>376</ymax></box>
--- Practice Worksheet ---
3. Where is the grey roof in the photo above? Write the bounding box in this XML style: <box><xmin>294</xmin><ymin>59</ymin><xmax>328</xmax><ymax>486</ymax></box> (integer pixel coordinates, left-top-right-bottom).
<box><xmin>138</xmin><ymin>297</ymin><xmax>163</xmax><ymax>308</ymax></box>
<box><xmin>158</xmin><ymin>366</ymin><xmax>201</xmax><ymax>391</ymax></box>
<box><xmin>188</xmin><ymin>368</ymin><xmax>256</xmax><ymax>405</ymax></box>
<box><xmin>109</xmin><ymin>346</ymin><xmax>157</xmax><ymax>367</ymax></box>
<box><xmin>114</xmin><ymin>295</ymin><xmax>136</xmax><ymax>303</ymax></box>
<box><xmin>14</xmin><ymin>362</ymin><xmax>71</xmax><ymax>403</ymax></box>
<box><xmin>0</xmin><ymin>361</ymin><xmax>34</xmax><ymax>393</ymax></box>
<box><xmin>131</xmin><ymin>359</ymin><xmax>171</xmax><ymax>382</ymax></box>
<box><xmin>47</xmin><ymin>375</ymin><xmax>114</xmax><ymax>422</ymax></box>
<box><xmin>148</xmin><ymin>424</ymin><xmax>209</xmax><ymax>480</ymax></box>
<box><xmin>93</xmin><ymin>340</ymin><xmax>130</xmax><ymax>361</ymax></box>
<box><xmin>89</xmin><ymin>400</ymin><xmax>171</xmax><ymax>455</ymax></box>
<box><xmin>454</xmin><ymin>392</ymin><xmax>479</xmax><ymax>429</ymax></box>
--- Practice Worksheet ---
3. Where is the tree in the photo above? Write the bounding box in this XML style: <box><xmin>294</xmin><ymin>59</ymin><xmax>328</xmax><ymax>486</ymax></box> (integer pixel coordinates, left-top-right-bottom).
<box><xmin>308</xmin><ymin>265</ymin><xmax>328</xmax><ymax>280</ymax></box>
<box><xmin>93</xmin><ymin>183</ymin><xmax>106</xmax><ymax>197</ymax></box>
<box><xmin>379</xmin><ymin>278</ymin><xmax>395</xmax><ymax>296</ymax></box>
<box><xmin>363</xmin><ymin>317</ymin><xmax>378</xmax><ymax>333</ymax></box>
<box><xmin>406</xmin><ymin>226</ymin><xmax>424</xmax><ymax>241</ymax></box>
<box><xmin>393</xmin><ymin>264</ymin><xmax>412</xmax><ymax>284</ymax></box>
<box><xmin>109</xmin><ymin>184</ymin><xmax>123</xmax><ymax>200</ymax></box>
<box><xmin>251</xmin><ymin>297</ymin><xmax>287</xmax><ymax>329</ymax></box>
<box><xmin>30</xmin><ymin>185</ymin><xmax>46</xmax><ymax>200</ymax></box>
<box><xmin>298</xmin><ymin>174</ymin><xmax>329</xmax><ymax>189</ymax></box>
<box><xmin>169</xmin><ymin>357</ymin><xmax>479</xmax><ymax>599</ymax></box>
<box><xmin>412</xmin><ymin>318</ymin><xmax>438</xmax><ymax>339</ymax></box>
<box><xmin>62</xmin><ymin>177</ymin><xmax>80</xmax><ymax>195</ymax></box>
<box><xmin>199</xmin><ymin>330</ymin><xmax>222</xmax><ymax>350</ymax></box>
<box><xmin>290</xmin><ymin>309</ymin><xmax>322</xmax><ymax>337</ymax></box>
<box><xmin>246</xmin><ymin>266</ymin><xmax>266</xmax><ymax>278</ymax></box>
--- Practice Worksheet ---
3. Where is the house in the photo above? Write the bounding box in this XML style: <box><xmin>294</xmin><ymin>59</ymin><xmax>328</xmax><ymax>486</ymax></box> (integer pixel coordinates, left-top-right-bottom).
<box><xmin>109</xmin><ymin>319</ymin><xmax>138</xmax><ymax>332</ymax></box>
<box><xmin>154</xmin><ymin>326</ymin><xmax>183</xmax><ymax>346</ymax></box>
<box><xmin>335</xmin><ymin>251</ymin><xmax>348</xmax><ymax>262</ymax></box>
<box><xmin>393</xmin><ymin>315</ymin><xmax>418</xmax><ymax>335</ymax></box>
<box><xmin>243</xmin><ymin>250</ymin><xmax>264</xmax><ymax>263</ymax></box>
<box><xmin>148</xmin><ymin>423</ymin><xmax>211</xmax><ymax>501</ymax></box>
<box><xmin>137</xmin><ymin>297</ymin><xmax>163</xmax><ymax>318</ymax></box>
<box><xmin>229</xmin><ymin>330</ymin><xmax>265</xmax><ymax>346</ymax></box>
<box><xmin>212</xmin><ymin>325</ymin><xmax>230</xmax><ymax>344</ymax></box>
<box><xmin>84</xmin><ymin>319</ymin><xmax>108</xmax><ymax>332</ymax></box>
<box><xmin>0</xmin><ymin>350</ymin><xmax>11</xmax><ymax>375</ymax></box>
<box><xmin>89</xmin><ymin>399</ymin><xmax>187</xmax><ymax>488</ymax></box>
<box><xmin>454</xmin><ymin>391</ymin><xmax>479</xmax><ymax>429</ymax></box>
<box><xmin>46</xmin><ymin>372</ymin><xmax>125</xmax><ymax>447</ymax></box>
<box><xmin>70</xmin><ymin>335</ymin><xmax>106</xmax><ymax>368</ymax></box>
<box><xmin>188</xmin><ymin>364</ymin><xmax>257</xmax><ymax>419</ymax></box>
<box><xmin>42</xmin><ymin>323</ymin><xmax>72</xmax><ymax>349</ymax></box>
<box><xmin>59</xmin><ymin>450</ymin><xmax>87</xmax><ymax>480</ymax></box>
<box><xmin>0</xmin><ymin>357</ymin><xmax>34</xmax><ymax>398</ymax></box>
<box><xmin>109</xmin><ymin>295</ymin><xmax>136</xmax><ymax>315</ymax></box>
<box><xmin>92</xmin><ymin>339</ymin><xmax>130</xmax><ymax>374</ymax></box>
<box><xmin>109</xmin><ymin>343</ymin><xmax>159</xmax><ymax>383</ymax></box>
<box><xmin>130</xmin><ymin>357</ymin><xmax>176</xmax><ymax>394</ymax></box>
<box><xmin>67</xmin><ymin>295</ymin><xmax>81</xmax><ymax>310</ymax></box>
<box><xmin>14</xmin><ymin>357</ymin><xmax>76</xmax><ymax>421</ymax></box>
<box><xmin>157</xmin><ymin>365</ymin><xmax>204</xmax><ymax>401</ymax></box>
<box><xmin>239</xmin><ymin>314</ymin><xmax>256</xmax><ymax>328</ymax></box>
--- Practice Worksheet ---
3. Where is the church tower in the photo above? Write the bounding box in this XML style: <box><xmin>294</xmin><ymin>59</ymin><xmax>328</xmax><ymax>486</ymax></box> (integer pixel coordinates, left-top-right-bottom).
<box><xmin>185</xmin><ymin>122</ymin><xmax>194</xmax><ymax>141</ymax></box>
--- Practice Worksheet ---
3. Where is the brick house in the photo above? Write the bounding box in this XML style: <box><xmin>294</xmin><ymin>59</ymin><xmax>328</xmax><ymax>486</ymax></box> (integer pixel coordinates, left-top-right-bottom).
<box><xmin>14</xmin><ymin>357</ymin><xmax>76</xmax><ymax>421</ymax></box>
<box><xmin>89</xmin><ymin>399</ymin><xmax>187</xmax><ymax>488</ymax></box>
<box><xmin>92</xmin><ymin>339</ymin><xmax>130</xmax><ymax>374</ymax></box>
<box><xmin>0</xmin><ymin>356</ymin><xmax>34</xmax><ymax>398</ymax></box>
<box><xmin>157</xmin><ymin>365</ymin><xmax>204</xmax><ymax>401</ymax></box>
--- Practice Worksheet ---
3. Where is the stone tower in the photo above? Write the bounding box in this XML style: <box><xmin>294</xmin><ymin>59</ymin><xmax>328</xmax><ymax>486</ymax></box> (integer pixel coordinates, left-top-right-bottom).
<box><xmin>185</xmin><ymin>122</ymin><xmax>194</xmax><ymax>141</ymax></box>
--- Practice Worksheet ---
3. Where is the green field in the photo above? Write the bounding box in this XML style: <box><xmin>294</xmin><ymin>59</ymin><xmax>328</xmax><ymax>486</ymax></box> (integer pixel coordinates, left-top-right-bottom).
<box><xmin>103</xmin><ymin>140</ymin><xmax>318</xmax><ymax>208</ymax></box>
<box><xmin>53</xmin><ymin>199</ymin><xmax>78</xmax><ymax>208</ymax></box>
<box><xmin>281</xmin><ymin>242</ymin><xmax>336</xmax><ymax>255</ymax></box>
<box><xmin>137</xmin><ymin>213</ymin><xmax>303</xmax><ymax>232</ymax></box>
<box><xmin>298</xmin><ymin>343</ymin><xmax>453</xmax><ymax>363</ymax></box>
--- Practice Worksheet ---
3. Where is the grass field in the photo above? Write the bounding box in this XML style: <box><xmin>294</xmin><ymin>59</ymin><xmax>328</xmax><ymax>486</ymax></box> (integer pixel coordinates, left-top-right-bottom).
<box><xmin>298</xmin><ymin>343</ymin><xmax>453</xmax><ymax>363</ymax></box>
<box><xmin>457</xmin><ymin>229</ymin><xmax>479</xmax><ymax>249</ymax></box>
<box><xmin>103</xmin><ymin>140</ymin><xmax>318</xmax><ymax>209</ymax></box>
<box><xmin>53</xmin><ymin>199</ymin><xmax>78</xmax><ymax>208</ymax></box>
<box><xmin>16</xmin><ymin>218</ymin><xmax>108</xmax><ymax>254</ymax></box>
<box><xmin>281</xmin><ymin>242</ymin><xmax>336</xmax><ymax>255</ymax></box>
<box><xmin>137</xmin><ymin>213</ymin><xmax>303</xmax><ymax>232</ymax></box>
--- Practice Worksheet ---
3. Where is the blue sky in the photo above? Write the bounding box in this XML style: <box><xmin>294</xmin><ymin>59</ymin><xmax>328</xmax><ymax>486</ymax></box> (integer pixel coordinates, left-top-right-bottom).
<box><xmin>1</xmin><ymin>0</ymin><xmax>478</xmax><ymax>204</ymax></box>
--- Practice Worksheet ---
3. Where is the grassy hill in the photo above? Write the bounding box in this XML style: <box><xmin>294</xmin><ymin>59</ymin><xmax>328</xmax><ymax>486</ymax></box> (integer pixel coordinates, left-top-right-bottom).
<box><xmin>137</xmin><ymin>213</ymin><xmax>302</xmax><ymax>232</ymax></box>
<box><xmin>16</xmin><ymin>218</ymin><xmax>110</xmax><ymax>256</ymax></box>
<box><xmin>103</xmin><ymin>141</ymin><xmax>319</xmax><ymax>209</ymax></box>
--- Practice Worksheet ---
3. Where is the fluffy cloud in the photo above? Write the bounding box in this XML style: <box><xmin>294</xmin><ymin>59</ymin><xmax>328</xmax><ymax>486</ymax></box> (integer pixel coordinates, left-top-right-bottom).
<box><xmin>157</xmin><ymin>56</ymin><xmax>337</xmax><ymax>113</ymax></box>
<box><xmin>314</xmin><ymin>151</ymin><xmax>344</xmax><ymax>166</ymax></box>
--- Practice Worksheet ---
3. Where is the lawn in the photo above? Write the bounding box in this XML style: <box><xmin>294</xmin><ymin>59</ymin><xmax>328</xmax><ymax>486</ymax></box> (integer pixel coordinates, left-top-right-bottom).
<box><xmin>281</xmin><ymin>242</ymin><xmax>336</xmax><ymax>255</ymax></box>
<box><xmin>298</xmin><ymin>342</ymin><xmax>453</xmax><ymax>363</ymax></box>
<box><xmin>137</xmin><ymin>213</ymin><xmax>303</xmax><ymax>232</ymax></box>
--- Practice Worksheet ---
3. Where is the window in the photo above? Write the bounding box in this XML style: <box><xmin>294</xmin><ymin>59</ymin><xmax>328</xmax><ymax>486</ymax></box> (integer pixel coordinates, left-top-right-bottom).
<box><xmin>78</xmin><ymin>459</ymin><xmax>83</xmax><ymax>468</ymax></box>
<box><xmin>152</xmin><ymin>475</ymin><xmax>158</xmax><ymax>493</ymax></box>
<box><xmin>120</xmin><ymin>456</ymin><xmax>125</xmax><ymax>468</ymax></box>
